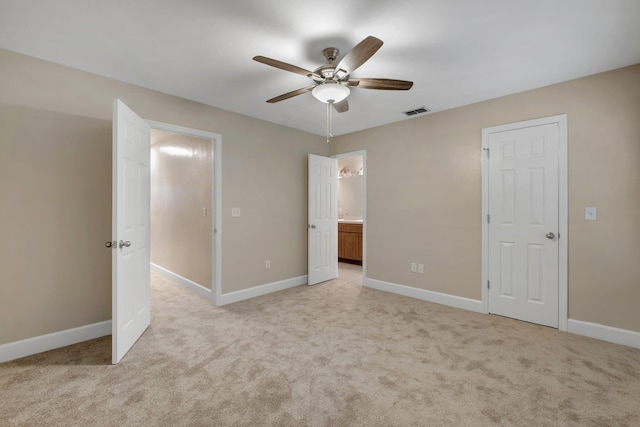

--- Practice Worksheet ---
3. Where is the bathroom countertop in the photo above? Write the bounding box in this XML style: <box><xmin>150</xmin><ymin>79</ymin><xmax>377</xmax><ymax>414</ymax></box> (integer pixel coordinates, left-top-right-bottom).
<box><xmin>338</xmin><ymin>219</ymin><xmax>363</xmax><ymax>224</ymax></box>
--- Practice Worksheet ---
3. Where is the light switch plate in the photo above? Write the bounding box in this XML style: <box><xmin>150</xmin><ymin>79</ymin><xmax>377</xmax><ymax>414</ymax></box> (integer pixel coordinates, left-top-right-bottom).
<box><xmin>585</xmin><ymin>207</ymin><xmax>597</xmax><ymax>221</ymax></box>
<box><xmin>231</xmin><ymin>207</ymin><xmax>241</xmax><ymax>217</ymax></box>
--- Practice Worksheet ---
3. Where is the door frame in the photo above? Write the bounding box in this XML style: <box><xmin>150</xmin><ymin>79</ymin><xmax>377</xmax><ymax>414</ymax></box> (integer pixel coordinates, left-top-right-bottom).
<box><xmin>481</xmin><ymin>115</ymin><xmax>568</xmax><ymax>330</ymax></box>
<box><xmin>332</xmin><ymin>150</ymin><xmax>367</xmax><ymax>282</ymax></box>
<box><xmin>147</xmin><ymin>120</ymin><xmax>222</xmax><ymax>306</ymax></box>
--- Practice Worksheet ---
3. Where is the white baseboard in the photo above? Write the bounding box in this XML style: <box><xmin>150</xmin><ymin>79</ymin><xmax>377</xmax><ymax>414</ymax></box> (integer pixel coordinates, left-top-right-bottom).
<box><xmin>219</xmin><ymin>275</ymin><xmax>308</xmax><ymax>306</ymax></box>
<box><xmin>568</xmin><ymin>319</ymin><xmax>640</xmax><ymax>349</ymax></box>
<box><xmin>364</xmin><ymin>278</ymin><xmax>484</xmax><ymax>313</ymax></box>
<box><xmin>150</xmin><ymin>262</ymin><xmax>212</xmax><ymax>300</ymax></box>
<box><xmin>0</xmin><ymin>320</ymin><xmax>112</xmax><ymax>364</ymax></box>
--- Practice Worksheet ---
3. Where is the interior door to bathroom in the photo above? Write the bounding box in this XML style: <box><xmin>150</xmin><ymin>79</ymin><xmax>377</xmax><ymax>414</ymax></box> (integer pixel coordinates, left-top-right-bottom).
<box><xmin>308</xmin><ymin>154</ymin><xmax>337</xmax><ymax>285</ymax></box>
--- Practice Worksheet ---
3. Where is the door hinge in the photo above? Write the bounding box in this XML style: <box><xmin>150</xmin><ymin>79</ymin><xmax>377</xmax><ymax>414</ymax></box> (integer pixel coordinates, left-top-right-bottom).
<box><xmin>487</xmin><ymin>280</ymin><xmax>490</xmax><ymax>289</ymax></box>
<box><xmin>483</xmin><ymin>147</ymin><xmax>490</xmax><ymax>158</ymax></box>
<box><xmin>487</xmin><ymin>214</ymin><xmax>490</xmax><ymax>224</ymax></box>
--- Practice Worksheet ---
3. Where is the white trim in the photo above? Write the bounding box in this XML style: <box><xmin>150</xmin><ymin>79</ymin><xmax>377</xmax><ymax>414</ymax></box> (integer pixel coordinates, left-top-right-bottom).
<box><xmin>147</xmin><ymin>120</ymin><xmax>222</xmax><ymax>306</ymax></box>
<box><xmin>147</xmin><ymin>120</ymin><xmax>222</xmax><ymax>141</ymax></box>
<box><xmin>150</xmin><ymin>262</ymin><xmax>212</xmax><ymax>300</ymax></box>
<box><xmin>0</xmin><ymin>321</ymin><xmax>112</xmax><ymax>364</ymax></box>
<box><xmin>481</xmin><ymin>114</ymin><xmax>568</xmax><ymax>330</ymax></box>
<box><xmin>557</xmin><ymin>117</ymin><xmax>568</xmax><ymax>331</ymax></box>
<box><xmin>568</xmin><ymin>319</ymin><xmax>640</xmax><ymax>349</ymax></box>
<box><xmin>214</xmin><ymin>135</ymin><xmax>222</xmax><ymax>307</ymax></box>
<box><xmin>481</xmin><ymin>130</ymin><xmax>490</xmax><ymax>315</ymax></box>
<box><xmin>218</xmin><ymin>275</ymin><xmax>308</xmax><ymax>306</ymax></box>
<box><xmin>364</xmin><ymin>278</ymin><xmax>484</xmax><ymax>313</ymax></box>
<box><xmin>332</xmin><ymin>150</ymin><xmax>367</xmax><ymax>281</ymax></box>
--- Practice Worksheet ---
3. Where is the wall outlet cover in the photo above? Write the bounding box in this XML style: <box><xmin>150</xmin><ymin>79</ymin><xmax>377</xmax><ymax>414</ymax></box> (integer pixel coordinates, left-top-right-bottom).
<box><xmin>410</xmin><ymin>262</ymin><xmax>417</xmax><ymax>273</ymax></box>
<box><xmin>585</xmin><ymin>207</ymin><xmax>597</xmax><ymax>221</ymax></box>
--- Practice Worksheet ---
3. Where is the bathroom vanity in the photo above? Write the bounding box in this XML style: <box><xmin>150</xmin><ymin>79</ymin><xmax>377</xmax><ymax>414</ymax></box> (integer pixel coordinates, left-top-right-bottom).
<box><xmin>338</xmin><ymin>221</ymin><xmax>363</xmax><ymax>265</ymax></box>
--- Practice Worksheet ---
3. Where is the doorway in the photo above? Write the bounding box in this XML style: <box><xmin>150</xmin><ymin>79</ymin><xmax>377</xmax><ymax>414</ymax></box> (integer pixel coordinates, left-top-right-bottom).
<box><xmin>333</xmin><ymin>150</ymin><xmax>367</xmax><ymax>283</ymax></box>
<box><xmin>149</xmin><ymin>129</ymin><xmax>212</xmax><ymax>300</ymax></box>
<box><xmin>481</xmin><ymin>115</ymin><xmax>568</xmax><ymax>330</ymax></box>
<box><xmin>111</xmin><ymin>101</ymin><xmax>222</xmax><ymax>364</ymax></box>
<box><xmin>148</xmin><ymin>121</ymin><xmax>222</xmax><ymax>306</ymax></box>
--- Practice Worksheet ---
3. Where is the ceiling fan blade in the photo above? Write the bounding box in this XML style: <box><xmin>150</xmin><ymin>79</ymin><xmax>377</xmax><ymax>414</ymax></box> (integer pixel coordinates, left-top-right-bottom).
<box><xmin>253</xmin><ymin>56</ymin><xmax>319</xmax><ymax>79</ymax></box>
<box><xmin>333</xmin><ymin>99</ymin><xmax>349</xmax><ymax>113</ymax></box>
<box><xmin>349</xmin><ymin>78</ymin><xmax>413</xmax><ymax>90</ymax></box>
<box><xmin>334</xmin><ymin>36</ymin><xmax>383</xmax><ymax>79</ymax></box>
<box><xmin>266</xmin><ymin>86</ymin><xmax>315</xmax><ymax>103</ymax></box>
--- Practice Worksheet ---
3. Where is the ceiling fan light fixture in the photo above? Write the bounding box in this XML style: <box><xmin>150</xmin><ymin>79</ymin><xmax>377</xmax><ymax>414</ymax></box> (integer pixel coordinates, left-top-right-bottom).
<box><xmin>312</xmin><ymin>82</ymin><xmax>350</xmax><ymax>104</ymax></box>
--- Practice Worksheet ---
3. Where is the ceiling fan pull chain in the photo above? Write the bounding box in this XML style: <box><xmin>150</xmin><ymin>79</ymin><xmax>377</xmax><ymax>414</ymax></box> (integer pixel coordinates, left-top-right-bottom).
<box><xmin>329</xmin><ymin>101</ymin><xmax>333</xmax><ymax>138</ymax></box>
<box><xmin>326</xmin><ymin>101</ymin><xmax>331</xmax><ymax>143</ymax></box>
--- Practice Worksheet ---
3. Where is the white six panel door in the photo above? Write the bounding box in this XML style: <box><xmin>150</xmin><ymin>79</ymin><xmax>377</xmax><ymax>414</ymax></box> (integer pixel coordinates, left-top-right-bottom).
<box><xmin>308</xmin><ymin>154</ymin><xmax>337</xmax><ymax>285</ymax></box>
<box><xmin>488</xmin><ymin>123</ymin><xmax>559</xmax><ymax>327</ymax></box>
<box><xmin>112</xmin><ymin>100</ymin><xmax>151</xmax><ymax>364</ymax></box>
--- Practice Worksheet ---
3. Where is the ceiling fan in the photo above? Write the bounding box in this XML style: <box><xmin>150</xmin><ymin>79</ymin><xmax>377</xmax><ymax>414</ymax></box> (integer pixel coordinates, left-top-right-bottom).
<box><xmin>253</xmin><ymin>36</ymin><xmax>413</xmax><ymax>114</ymax></box>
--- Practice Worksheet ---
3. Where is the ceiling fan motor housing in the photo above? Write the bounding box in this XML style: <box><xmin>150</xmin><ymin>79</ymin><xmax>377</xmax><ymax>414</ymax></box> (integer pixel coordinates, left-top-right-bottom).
<box><xmin>314</xmin><ymin>65</ymin><xmax>337</xmax><ymax>80</ymax></box>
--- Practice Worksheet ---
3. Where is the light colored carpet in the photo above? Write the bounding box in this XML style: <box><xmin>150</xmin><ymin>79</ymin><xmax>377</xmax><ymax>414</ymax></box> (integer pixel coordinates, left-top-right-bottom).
<box><xmin>1</xmin><ymin>265</ymin><xmax>639</xmax><ymax>426</ymax></box>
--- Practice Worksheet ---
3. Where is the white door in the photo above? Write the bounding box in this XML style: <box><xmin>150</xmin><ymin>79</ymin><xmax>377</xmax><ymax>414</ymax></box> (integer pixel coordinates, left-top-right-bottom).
<box><xmin>112</xmin><ymin>99</ymin><xmax>151</xmax><ymax>364</ymax></box>
<box><xmin>308</xmin><ymin>154</ymin><xmax>338</xmax><ymax>285</ymax></box>
<box><xmin>487</xmin><ymin>123</ymin><xmax>559</xmax><ymax>327</ymax></box>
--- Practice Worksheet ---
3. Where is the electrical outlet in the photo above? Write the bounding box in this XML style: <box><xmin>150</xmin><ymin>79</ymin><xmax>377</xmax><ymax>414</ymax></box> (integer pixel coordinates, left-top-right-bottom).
<box><xmin>203</xmin><ymin>207</ymin><xmax>207</xmax><ymax>217</ymax></box>
<box><xmin>418</xmin><ymin>264</ymin><xmax>424</xmax><ymax>274</ymax></box>
<box><xmin>411</xmin><ymin>262</ymin><xmax>417</xmax><ymax>273</ymax></box>
<box><xmin>265</xmin><ymin>260</ymin><xmax>271</xmax><ymax>269</ymax></box>
<box><xmin>231</xmin><ymin>207</ymin><xmax>241</xmax><ymax>217</ymax></box>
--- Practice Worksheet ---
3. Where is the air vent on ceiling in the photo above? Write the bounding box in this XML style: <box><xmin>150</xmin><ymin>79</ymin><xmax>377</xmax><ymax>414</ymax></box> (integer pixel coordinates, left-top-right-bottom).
<box><xmin>404</xmin><ymin>107</ymin><xmax>430</xmax><ymax>116</ymax></box>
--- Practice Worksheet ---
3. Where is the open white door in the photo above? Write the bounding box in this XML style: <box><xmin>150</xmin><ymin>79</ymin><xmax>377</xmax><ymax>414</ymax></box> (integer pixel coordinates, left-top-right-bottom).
<box><xmin>308</xmin><ymin>154</ymin><xmax>338</xmax><ymax>285</ymax></box>
<box><xmin>112</xmin><ymin>99</ymin><xmax>151</xmax><ymax>364</ymax></box>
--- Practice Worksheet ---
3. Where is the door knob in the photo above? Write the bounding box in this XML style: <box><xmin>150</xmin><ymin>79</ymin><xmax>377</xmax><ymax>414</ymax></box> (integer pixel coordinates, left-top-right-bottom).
<box><xmin>119</xmin><ymin>240</ymin><xmax>132</xmax><ymax>248</ymax></box>
<box><xmin>545</xmin><ymin>232</ymin><xmax>556</xmax><ymax>240</ymax></box>
<box><xmin>308</xmin><ymin>224</ymin><xmax>316</xmax><ymax>229</ymax></box>
<box><xmin>105</xmin><ymin>241</ymin><xmax>116</xmax><ymax>248</ymax></box>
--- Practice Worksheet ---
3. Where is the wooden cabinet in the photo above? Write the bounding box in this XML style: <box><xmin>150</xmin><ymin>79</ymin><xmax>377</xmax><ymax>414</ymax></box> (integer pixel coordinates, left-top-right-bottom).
<box><xmin>338</xmin><ymin>222</ymin><xmax>363</xmax><ymax>264</ymax></box>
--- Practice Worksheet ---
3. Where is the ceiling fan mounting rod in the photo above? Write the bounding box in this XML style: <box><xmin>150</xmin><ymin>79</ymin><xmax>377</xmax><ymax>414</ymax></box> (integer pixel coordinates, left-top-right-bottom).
<box><xmin>322</xmin><ymin>47</ymin><xmax>339</xmax><ymax>63</ymax></box>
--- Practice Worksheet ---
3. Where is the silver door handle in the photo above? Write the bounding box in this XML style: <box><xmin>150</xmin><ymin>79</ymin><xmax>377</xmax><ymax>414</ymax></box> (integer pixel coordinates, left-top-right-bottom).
<box><xmin>308</xmin><ymin>224</ymin><xmax>316</xmax><ymax>229</ymax></box>
<box><xmin>545</xmin><ymin>232</ymin><xmax>556</xmax><ymax>239</ymax></box>
<box><xmin>105</xmin><ymin>241</ymin><xmax>116</xmax><ymax>248</ymax></box>
<box><xmin>119</xmin><ymin>240</ymin><xmax>132</xmax><ymax>248</ymax></box>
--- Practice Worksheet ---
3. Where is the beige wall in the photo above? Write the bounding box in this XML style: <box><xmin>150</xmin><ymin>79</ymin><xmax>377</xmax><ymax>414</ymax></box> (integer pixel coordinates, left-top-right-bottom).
<box><xmin>331</xmin><ymin>64</ymin><xmax>640</xmax><ymax>333</ymax></box>
<box><xmin>0</xmin><ymin>103</ymin><xmax>112</xmax><ymax>343</ymax></box>
<box><xmin>0</xmin><ymin>48</ymin><xmax>328</xmax><ymax>344</ymax></box>
<box><xmin>151</xmin><ymin>130</ymin><xmax>212</xmax><ymax>288</ymax></box>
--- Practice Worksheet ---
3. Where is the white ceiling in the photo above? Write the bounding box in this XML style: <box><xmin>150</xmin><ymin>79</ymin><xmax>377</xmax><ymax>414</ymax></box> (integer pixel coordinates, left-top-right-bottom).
<box><xmin>1</xmin><ymin>0</ymin><xmax>639</xmax><ymax>136</ymax></box>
